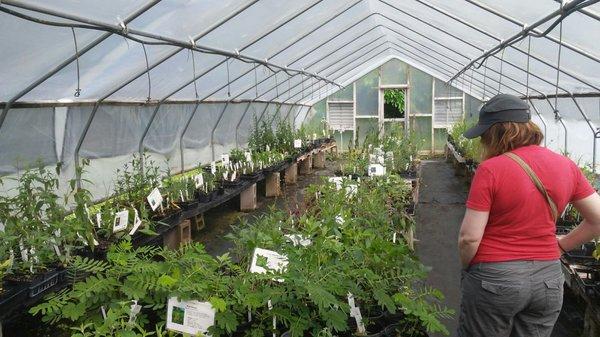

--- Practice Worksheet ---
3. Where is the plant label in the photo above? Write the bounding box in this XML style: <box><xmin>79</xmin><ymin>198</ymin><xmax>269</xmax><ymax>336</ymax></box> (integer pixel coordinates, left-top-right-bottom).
<box><xmin>221</xmin><ymin>154</ymin><xmax>230</xmax><ymax>165</ymax></box>
<box><xmin>0</xmin><ymin>221</ymin><xmax>4</xmax><ymax>232</ymax></box>
<box><xmin>113</xmin><ymin>210</ymin><xmax>129</xmax><ymax>233</ymax></box>
<box><xmin>19</xmin><ymin>240</ymin><xmax>28</xmax><ymax>262</ymax></box>
<box><xmin>101</xmin><ymin>306</ymin><xmax>107</xmax><ymax>320</ymax></box>
<box><xmin>245</xmin><ymin>151</ymin><xmax>252</xmax><ymax>162</ymax></box>
<box><xmin>294</xmin><ymin>139</ymin><xmax>302</xmax><ymax>148</ymax></box>
<box><xmin>222</xmin><ymin>171</ymin><xmax>228</xmax><ymax>181</ymax></box>
<box><xmin>393</xmin><ymin>232</ymin><xmax>397</xmax><ymax>244</ymax></box>
<box><xmin>268</xmin><ymin>299</ymin><xmax>276</xmax><ymax>337</ymax></box>
<box><xmin>284</xmin><ymin>234</ymin><xmax>311</xmax><ymax>247</ymax></box>
<box><xmin>328</xmin><ymin>177</ymin><xmax>343</xmax><ymax>190</ymax></box>
<box><xmin>250</xmin><ymin>248</ymin><xmax>288</xmax><ymax>277</ymax></box>
<box><xmin>96</xmin><ymin>213</ymin><xmax>102</xmax><ymax>228</ymax></box>
<box><xmin>266</xmin><ymin>144</ymin><xmax>270</xmax><ymax>152</ymax></box>
<box><xmin>377</xmin><ymin>155</ymin><xmax>385</xmax><ymax>165</ymax></box>
<box><xmin>129</xmin><ymin>300</ymin><xmax>142</xmax><ymax>324</ymax></box>
<box><xmin>210</xmin><ymin>161</ymin><xmax>217</xmax><ymax>174</ymax></box>
<box><xmin>147</xmin><ymin>188</ymin><xmax>163</xmax><ymax>211</ymax></box>
<box><xmin>369</xmin><ymin>154</ymin><xmax>377</xmax><ymax>164</ymax></box>
<box><xmin>166</xmin><ymin>297</ymin><xmax>215</xmax><ymax>336</ymax></box>
<box><xmin>345</xmin><ymin>184</ymin><xmax>358</xmax><ymax>198</ymax></box>
<box><xmin>312</xmin><ymin>133</ymin><xmax>317</xmax><ymax>140</ymax></box>
<box><xmin>347</xmin><ymin>293</ymin><xmax>366</xmax><ymax>334</ymax></box>
<box><xmin>231</xmin><ymin>171</ymin><xmax>237</xmax><ymax>181</ymax></box>
<box><xmin>128</xmin><ymin>209</ymin><xmax>142</xmax><ymax>236</ymax></box>
<box><xmin>335</xmin><ymin>215</ymin><xmax>345</xmax><ymax>225</ymax></box>
<box><xmin>368</xmin><ymin>164</ymin><xmax>385</xmax><ymax>177</ymax></box>
<box><xmin>194</xmin><ymin>174</ymin><xmax>204</xmax><ymax>189</ymax></box>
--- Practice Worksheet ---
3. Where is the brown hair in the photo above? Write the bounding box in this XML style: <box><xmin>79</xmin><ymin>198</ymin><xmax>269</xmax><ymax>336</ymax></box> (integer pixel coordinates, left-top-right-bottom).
<box><xmin>480</xmin><ymin>121</ymin><xmax>544</xmax><ymax>159</ymax></box>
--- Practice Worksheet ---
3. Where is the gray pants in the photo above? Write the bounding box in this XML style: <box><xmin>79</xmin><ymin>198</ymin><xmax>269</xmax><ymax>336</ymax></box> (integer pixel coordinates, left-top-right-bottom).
<box><xmin>458</xmin><ymin>260</ymin><xmax>564</xmax><ymax>337</ymax></box>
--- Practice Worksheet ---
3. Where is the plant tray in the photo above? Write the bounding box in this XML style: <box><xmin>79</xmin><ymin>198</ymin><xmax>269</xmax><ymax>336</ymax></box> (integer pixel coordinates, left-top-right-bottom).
<box><xmin>28</xmin><ymin>269</ymin><xmax>67</xmax><ymax>298</ymax></box>
<box><xmin>0</xmin><ymin>284</ymin><xmax>27</xmax><ymax>320</ymax></box>
<box><xmin>175</xmin><ymin>200</ymin><xmax>199</xmax><ymax>211</ymax></box>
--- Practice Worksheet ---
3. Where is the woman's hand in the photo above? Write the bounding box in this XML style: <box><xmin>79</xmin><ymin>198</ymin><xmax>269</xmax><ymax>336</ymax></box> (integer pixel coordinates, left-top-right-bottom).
<box><xmin>561</xmin><ymin>193</ymin><xmax>600</xmax><ymax>252</ymax></box>
<box><xmin>458</xmin><ymin>208</ymin><xmax>489</xmax><ymax>269</ymax></box>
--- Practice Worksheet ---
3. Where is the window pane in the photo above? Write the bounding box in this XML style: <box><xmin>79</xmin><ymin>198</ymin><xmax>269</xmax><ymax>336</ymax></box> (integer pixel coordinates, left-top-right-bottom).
<box><xmin>329</xmin><ymin>85</ymin><xmax>353</xmax><ymax>101</ymax></box>
<box><xmin>381</xmin><ymin>58</ymin><xmax>408</xmax><ymax>85</ymax></box>
<box><xmin>409</xmin><ymin>67</ymin><xmax>433</xmax><ymax>115</ymax></box>
<box><xmin>356</xmin><ymin>69</ymin><xmax>379</xmax><ymax>116</ymax></box>
<box><xmin>434</xmin><ymin>128</ymin><xmax>447</xmax><ymax>152</ymax></box>
<box><xmin>411</xmin><ymin>116</ymin><xmax>432</xmax><ymax>151</ymax></box>
<box><xmin>356</xmin><ymin>118</ymin><xmax>379</xmax><ymax>147</ymax></box>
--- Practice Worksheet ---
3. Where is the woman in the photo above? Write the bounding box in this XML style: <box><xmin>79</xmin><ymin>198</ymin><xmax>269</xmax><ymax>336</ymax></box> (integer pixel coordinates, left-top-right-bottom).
<box><xmin>457</xmin><ymin>94</ymin><xmax>600</xmax><ymax>337</ymax></box>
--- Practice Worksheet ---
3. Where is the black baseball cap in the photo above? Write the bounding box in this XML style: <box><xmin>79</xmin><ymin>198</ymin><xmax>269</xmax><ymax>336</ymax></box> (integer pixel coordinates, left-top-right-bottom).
<box><xmin>463</xmin><ymin>94</ymin><xmax>531</xmax><ymax>139</ymax></box>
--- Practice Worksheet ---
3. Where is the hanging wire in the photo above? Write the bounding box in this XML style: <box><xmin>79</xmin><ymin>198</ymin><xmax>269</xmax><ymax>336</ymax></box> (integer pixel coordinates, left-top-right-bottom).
<box><xmin>254</xmin><ymin>64</ymin><xmax>259</xmax><ymax>98</ymax></box>
<box><xmin>468</xmin><ymin>67</ymin><xmax>474</xmax><ymax>97</ymax></box>
<box><xmin>274</xmin><ymin>70</ymin><xmax>279</xmax><ymax>98</ymax></box>
<box><xmin>554</xmin><ymin>16</ymin><xmax>564</xmax><ymax>112</ymax></box>
<box><xmin>191</xmin><ymin>51</ymin><xmax>199</xmax><ymax>100</ymax></box>
<box><xmin>498</xmin><ymin>48</ymin><xmax>505</xmax><ymax>93</ymax></box>
<box><xmin>71</xmin><ymin>28</ymin><xmax>81</xmax><ymax>97</ymax></box>
<box><xmin>141</xmin><ymin>43</ymin><xmax>151</xmax><ymax>102</ymax></box>
<box><xmin>226</xmin><ymin>57</ymin><xmax>232</xmax><ymax>97</ymax></box>
<box><xmin>482</xmin><ymin>58</ymin><xmax>489</xmax><ymax>100</ymax></box>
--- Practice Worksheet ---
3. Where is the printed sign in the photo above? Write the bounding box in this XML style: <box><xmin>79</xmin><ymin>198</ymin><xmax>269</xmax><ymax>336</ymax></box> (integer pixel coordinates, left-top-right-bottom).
<box><xmin>166</xmin><ymin>297</ymin><xmax>215</xmax><ymax>336</ymax></box>
<box><xmin>367</xmin><ymin>164</ymin><xmax>385</xmax><ymax>177</ymax></box>
<box><xmin>250</xmin><ymin>248</ymin><xmax>288</xmax><ymax>275</ymax></box>
<box><xmin>294</xmin><ymin>139</ymin><xmax>302</xmax><ymax>149</ymax></box>
<box><xmin>194</xmin><ymin>174</ymin><xmax>204</xmax><ymax>189</ymax></box>
<box><xmin>345</xmin><ymin>184</ymin><xmax>358</xmax><ymax>198</ymax></box>
<box><xmin>221</xmin><ymin>154</ymin><xmax>230</xmax><ymax>165</ymax></box>
<box><xmin>245</xmin><ymin>151</ymin><xmax>252</xmax><ymax>162</ymax></box>
<box><xmin>113</xmin><ymin>210</ymin><xmax>129</xmax><ymax>233</ymax></box>
<box><xmin>147</xmin><ymin>187</ymin><xmax>163</xmax><ymax>211</ymax></box>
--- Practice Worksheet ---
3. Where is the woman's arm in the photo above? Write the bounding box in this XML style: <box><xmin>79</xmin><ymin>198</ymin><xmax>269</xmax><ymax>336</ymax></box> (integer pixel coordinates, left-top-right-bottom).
<box><xmin>458</xmin><ymin>208</ymin><xmax>489</xmax><ymax>268</ymax></box>
<box><xmin>558</xmin><ymin>193</ymin><xmax>600</xmax><ymax>251</ymax></box>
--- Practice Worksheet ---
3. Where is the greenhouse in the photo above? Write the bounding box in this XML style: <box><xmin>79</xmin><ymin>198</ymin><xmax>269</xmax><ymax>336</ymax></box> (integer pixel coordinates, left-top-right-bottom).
<box><xmin>0</xmin><ymin>0</ymin><xmax>600</xmax><ymax>336</ymax></box>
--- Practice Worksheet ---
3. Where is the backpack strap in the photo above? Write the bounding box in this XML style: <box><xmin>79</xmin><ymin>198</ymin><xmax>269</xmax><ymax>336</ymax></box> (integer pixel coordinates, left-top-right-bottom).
<box><xmin>503</xmin><ymin>152</ymin><xmax>558</xmax><ymax>222</ymax></box>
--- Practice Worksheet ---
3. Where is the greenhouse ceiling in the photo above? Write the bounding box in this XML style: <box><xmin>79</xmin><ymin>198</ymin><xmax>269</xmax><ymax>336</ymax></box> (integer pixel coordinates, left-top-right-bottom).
<box><xmin>1</xmin><ymin>0</ymin><xmax>599</xmax><ymax>109</ymax></box>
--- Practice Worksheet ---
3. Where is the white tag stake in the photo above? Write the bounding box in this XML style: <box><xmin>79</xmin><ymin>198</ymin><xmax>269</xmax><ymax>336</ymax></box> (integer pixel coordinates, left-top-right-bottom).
<box><xmin>268</xmin><ymin>300</ymin><xmax>276</xmax><ymax>337</ymax></box>
<box><xmin>393</xmin><ymin>232</ymin><xmax>397</xmax><ymax>244</ymax></box>
<box><xmin>348</xmin><ymin>293</ymin><xmax>366</xmax><ymax>334</ymax></box>
<box><xmin>128</xmin><ymin>209</ymin><xmax>142</xmax><ymax>236</ymax></box>
<box><xmin>194</xmin><ymin>174</ymin><xmax>204</xmax><ymax>189</ymax></box>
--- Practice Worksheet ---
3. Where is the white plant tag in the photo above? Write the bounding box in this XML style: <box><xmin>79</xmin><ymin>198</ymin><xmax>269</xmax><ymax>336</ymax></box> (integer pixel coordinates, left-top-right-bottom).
<box><xmin>222</xmin><ymin>172</ymin><xmax>228</xmax><ymax>181</ymax></box>
<box><xmin>347</xmin><ymin>293</ymin><xmax>366</xmax><ymax>334</ymax></box>
<box><xmin>284</xmin><ymin>234</ymin><xmax>312</xmax><ymax>247</ymax></box>
<box><xmin>19</xmin><ymin>240</ymin><xmax>28</xmax><ymax>262</ymax></box>
<box><xmin>166</xmin><ymin>297</ymin><xmax>215</xmax><ymax>336</ymax></box>
<box><xmin>345</xmin><ymin>184</ymin><xmax>358</xmax><ymax>198</ymax></box>
<box><xmin>96</xmin><ymin>213</ymin><xmax>102</xmax><ymax>228</ymax></box>
<box><xmin>245</xmin><ymin>151</ymin><xmax>252</xmax><ymax>162</ymax></box>
<box><xmin>368</xmin><ymin>164</ymin><xmax>386</xmax><ymax>177</ymax></box>
<box><xmin>53</xmin><ymin>244</ymin><xmax>62</xmax><ymax>257</ymax></box>
<box><xmin>266</xmin><ymin>144</ymin><xmax>270</xmax><ymax>152</ymax></box>
<box><xmin>268</xmin><ymin>299</ymin><xmax>276</xmax><ymax>337</ymax></box>
<box><xmin>128</xmin><ymin>209</ymin><xmax>142</xmax><ymax>236</ymax></box>
<box><xmin>312</xmin><ymin>133</ymin><xmax>317</xmax><ymax>140</ymax></box>
<box><xmin>369</xmin><ymin>154</ymin><xmax>377</xmax><ymax>164</ymax></box>
<box><xmin>147</xmin><ymin>187</ymin><xmax>163</xmax><ymax>211</ymax></box>
<box><xmin>294</xmin><ymin>139</ymin><xmax>302</xmax><ymax>149</ymax></box>
<box><xmin>211</xmin><ymin>161</ymin><xmax>217</xmax><ymax>175</ymax></box>
<box><xmin>129</xmin><ymin>300</ymin><xmax>142</xmax><ymax>324</ymax></box>
<box><xmin>221</xmin><ymin>154</ymin><xmax>230</xmax><ymax>165</ymax></box>
<box><xmin>101</xmin><ymin>306</ymin><xmax>107</xmax><ymax>320</ymax></box>
<box><xmin>328</xmin><ymin>177</ymin><xmax>343</xmax><ymax>190</ymax></box>
<box><xmin>113</xmin><ymin>210</ymin><xmax>129</xmax><ymax>233</ymax></box>
<box><xmin>393</xmin><ymin>232</ymin><xmax>397</xmax><ymax>243</ymax></box>
<box><xmin>231</xmin><ymin>171</ymin><xmax>237</xmax><ymax>181</ymax></box>
<box><xmin>250</xmin><ymin>248</ymin><xmax>288</xmax><ymax>278</ymax></box>
<box><xmin>0</xmin><ymin>221</ymin><xmax>4</xmax><ymax>232</ymax></box>
<box><xmin>194</xmin><ymin>174</ymin><xmax>204</xmax><ymax>188</ymax></box>
<box><xmin>335</xmin><ymin>215</ymin><xmax>345</xmax><ymax>225</ymax></box>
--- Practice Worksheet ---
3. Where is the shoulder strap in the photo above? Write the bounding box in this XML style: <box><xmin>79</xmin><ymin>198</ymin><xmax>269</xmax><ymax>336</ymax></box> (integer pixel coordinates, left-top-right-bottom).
<box><xmin>503</xmin><ymin>152</ymin><xmax>558</xmax><ymax>222</ymax></box>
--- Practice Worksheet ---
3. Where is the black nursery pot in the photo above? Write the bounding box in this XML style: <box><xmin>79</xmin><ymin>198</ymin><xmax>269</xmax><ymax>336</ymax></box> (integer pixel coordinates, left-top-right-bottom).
<box><xmin>176</xmin><ymin>199</ymin><xmax>199</xmax><ymax>211</ymax></box>
<box><xmin>197</xmin><ymin>191</ymin><xmax>212</xmax><ymax>203</ymax></box>
<box><xmin>241</xmin><ymin>172</ymin><xmax>261</xmax><ymax>181</ymax></box>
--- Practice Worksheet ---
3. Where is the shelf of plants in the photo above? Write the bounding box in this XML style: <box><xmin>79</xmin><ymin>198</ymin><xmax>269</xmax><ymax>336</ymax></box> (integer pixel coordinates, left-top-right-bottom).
<box><xmin>0</xmin><ymin>117</ymin><xmax>451</xmax><ymax>336</ymax></box>
<box><xmin>0</xmin><ymin>117</ymin><xmax>331</xmax><ymax>325</ymax></box>
<box><xmin>446</xmin><ymin>120</ymin><xmax>600</xmax><ymax>331</ymax></box>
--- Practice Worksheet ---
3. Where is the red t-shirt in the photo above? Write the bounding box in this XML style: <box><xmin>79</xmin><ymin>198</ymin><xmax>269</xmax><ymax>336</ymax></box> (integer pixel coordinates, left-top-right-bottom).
<box><xmin>466</xmin><ymin>145</ymin><xmax>595</xmax><ymax>264</ymax></box>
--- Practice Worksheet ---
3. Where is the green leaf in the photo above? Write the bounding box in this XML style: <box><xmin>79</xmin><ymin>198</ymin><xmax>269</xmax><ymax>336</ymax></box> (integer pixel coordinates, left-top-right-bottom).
<box><xmin>209</xmin><ymin>297</ymin><xmax>227</xmax><ymax>312</ymax></box>
<box><xmin>157</xmin><ymin>274</ymin><xmax>177</xmax><ymax>287</ymax></box>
